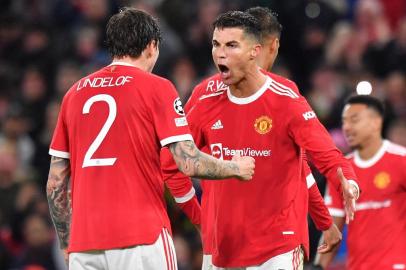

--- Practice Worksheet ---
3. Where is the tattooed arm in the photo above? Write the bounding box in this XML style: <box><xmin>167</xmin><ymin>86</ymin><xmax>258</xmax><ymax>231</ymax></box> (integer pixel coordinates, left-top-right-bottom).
<box><xmin>169</xmin><ymin>140</ymin><xmax>255</xmax><ymax>180</ymax></box>
<box><xmin>46</xmin><ymin>156</ymin><xmax>71</xmax><ymax>249</ymax></box>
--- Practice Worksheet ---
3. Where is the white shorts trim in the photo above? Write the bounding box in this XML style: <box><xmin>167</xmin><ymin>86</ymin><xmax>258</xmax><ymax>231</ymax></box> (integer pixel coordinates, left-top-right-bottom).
<box><xmin>69</xmin><ymin>228</ymin><xmax>177</xmax><ymax>270</ymax></box>
<box><xmin>212</xmin><ymin>246</ymin><xmax>304</xmax><ymax>270</ymax></box>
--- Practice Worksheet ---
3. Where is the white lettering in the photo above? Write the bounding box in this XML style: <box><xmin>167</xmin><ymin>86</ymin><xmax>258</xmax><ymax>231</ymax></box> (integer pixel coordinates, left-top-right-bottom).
<box><xmin>303</xmin><ymin>111</ymin><xmax>316</xmax><ymax>120</ymax></box>
<box><xmin>206</xmin><ymin>80</ymin><xmax>214</xmax><ymax>92</ymax></box>
<box><xmin>76</xmin><ymin>76</ymin><xmax>133</xmax><ymax>91</ymax></box>
<box><xmin>222</xmin><ymin>147</ymin><xmax>271</xmax><ymax>157</ymax></box>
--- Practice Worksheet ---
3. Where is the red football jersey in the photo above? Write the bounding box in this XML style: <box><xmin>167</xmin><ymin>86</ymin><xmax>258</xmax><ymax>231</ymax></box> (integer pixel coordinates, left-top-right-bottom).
<box><xmin>49</xmin><ymin>62</ymin><xmax>193</xmax><ymax>252</ymax></box>
<box><xmin>326</xmin><ymin>140</ymin><xmax>406</xmax><ymax>270</ymax></box>
<box><xmin>183</xmin><ymin>73</ymin><xmax>332</xmax><ymax>257</ymax></box>
<box><xmin>185</xmin><ymin>74</ymin><xmax>356</xmax><ymax>267</ymax></box>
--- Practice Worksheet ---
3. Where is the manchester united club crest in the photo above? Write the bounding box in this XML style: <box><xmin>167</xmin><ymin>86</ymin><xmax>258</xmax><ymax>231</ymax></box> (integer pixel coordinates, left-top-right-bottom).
<box><xmin>374</xmin><ymin>172</ymin><xmax>391</xmax><ymax>189</ymax></box>
<box><xmin>254</xmin><ymin>116</ymin><xmax>272</xmax><ymax>135</ymax></box>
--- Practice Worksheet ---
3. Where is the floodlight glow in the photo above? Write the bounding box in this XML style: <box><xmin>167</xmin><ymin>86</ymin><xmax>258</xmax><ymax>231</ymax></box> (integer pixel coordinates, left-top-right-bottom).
<box><xmin>356</xmin><ymin>81</ymin><xmax>372</xmax><ymax>95</ymax></box>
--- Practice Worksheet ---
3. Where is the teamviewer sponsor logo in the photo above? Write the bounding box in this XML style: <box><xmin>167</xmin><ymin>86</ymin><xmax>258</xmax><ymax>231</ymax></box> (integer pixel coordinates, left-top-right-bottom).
<box><xmin>223</xmin><ymin>147</ymin><xmax>271</xmax><ymax>157</ymax></box>
<box><xmin>210</xmin><ymin>143</ymin><xmax>271</xmax><ymax>159</ymax></box>
<box><xmin>210</xmin><ymin>143</ymin><xmax>223</xmax><ymax>160</ymax></box>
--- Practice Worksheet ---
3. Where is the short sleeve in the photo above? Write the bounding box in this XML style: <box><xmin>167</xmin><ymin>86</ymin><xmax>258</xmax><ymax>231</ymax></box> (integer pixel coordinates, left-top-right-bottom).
<box><xmin>49</xmin><ymin>97</ymin><xmax>70</xmax><ymax>159</ymax></box>
<box><xmin>150</xmin><ymin>79</ymin><xmax>194</xmax><ymax>147</ymax></box>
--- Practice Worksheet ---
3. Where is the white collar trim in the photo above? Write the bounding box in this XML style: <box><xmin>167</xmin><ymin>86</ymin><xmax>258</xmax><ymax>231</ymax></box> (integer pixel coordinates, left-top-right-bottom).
<box><xmin>227</xmin><ymin>76</ymin><xmax>271</xmax><ymax>105</ymax></box>
<box><xmin>108</xmin><ymin>61</ymin><xmax>137</xmax><ymax>67</ymax></box>
<box><xmin>354</xmin><ymin>140</ymin><xmax>388</xmax><ymax>168</ymax></box>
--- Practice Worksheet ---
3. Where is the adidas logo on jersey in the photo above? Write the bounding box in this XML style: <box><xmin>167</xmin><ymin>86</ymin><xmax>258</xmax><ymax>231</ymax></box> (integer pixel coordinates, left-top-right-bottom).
<box><xmin>211</xmin><ymin>120</ymin><xmax>224</xmax><ymax>130</ymax></box>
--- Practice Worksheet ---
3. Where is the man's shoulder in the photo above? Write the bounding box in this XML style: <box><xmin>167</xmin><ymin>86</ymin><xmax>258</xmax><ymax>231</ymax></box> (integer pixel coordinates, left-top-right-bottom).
<box><xmin>265</xmin><ymin>71</ymin><xmax>300</xmax><ymax>95</ymax></box>
<box><xmin>382</xmin><ymin>141</ymin><xmax>406</xmax><ymax>171</ymax></box>
<box><xmin>194</xmin><ymin>73</ymin><xmax>228</xmax><ymax>95</ymax></box>
<box><xmin>187</xmin><ymin>89</ymin><xmax>226</xmax><ymax>118</ymax></box>
<box><xmin>262</xmin><ymin>73</ymin><xmax>301</xmax><ymax>102</ymax></box>
<box><xmin>385</xmin><ymin>140</ymin><xmax>406</xmax><ymax>157</ymax></box>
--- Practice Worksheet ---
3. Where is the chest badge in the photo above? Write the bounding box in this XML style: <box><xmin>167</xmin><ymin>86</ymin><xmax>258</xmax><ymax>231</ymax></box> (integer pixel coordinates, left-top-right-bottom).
<box><xmin>254</xmin><ymin>116</ymin><xmax>272</xmax><ymax>135</ymax></box>
<box><xmin>374</xmin><ymin>172</ymin><xmax>391</xmax><ymax>189</ymax></box>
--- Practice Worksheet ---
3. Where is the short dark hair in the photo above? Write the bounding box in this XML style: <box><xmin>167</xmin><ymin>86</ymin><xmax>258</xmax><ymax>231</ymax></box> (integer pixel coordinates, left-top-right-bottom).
<box><xmin>106</xmin><ymin>7</ymin><xmax>162</xmax><ymax>58</ymax></box>
<box><xmin>213</xmin><ymin>11</ymin><xmax>262</xmax><ymax>42</ymax></box>
<box><xmin>246</xmin><ymin>6</ymin><xmax>282</xmax><ymax>39</ymax></box>
<box><xmin>346</xmin><ymin>95</ymin><xmax>385</xmax><ymax>117</ymax></box>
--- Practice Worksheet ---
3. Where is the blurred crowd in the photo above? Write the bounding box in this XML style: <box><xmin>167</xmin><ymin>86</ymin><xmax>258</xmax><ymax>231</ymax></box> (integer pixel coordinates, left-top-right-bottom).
<box><xmin>0</xmin><ymin>0</ymin><xmax>405</xmax><ymax>269</ymax></box>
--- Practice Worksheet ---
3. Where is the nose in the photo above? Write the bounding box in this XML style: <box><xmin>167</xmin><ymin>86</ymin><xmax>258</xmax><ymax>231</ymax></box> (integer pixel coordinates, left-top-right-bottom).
<box><xmin>342</xmin><ymin>121</ymin><xmax>351</xmax><ymax>133</ymax></box>
<box><xmin>213</xmin><ymin>46</ymin><xmax>226</xmax><ymax>60</ymax></box>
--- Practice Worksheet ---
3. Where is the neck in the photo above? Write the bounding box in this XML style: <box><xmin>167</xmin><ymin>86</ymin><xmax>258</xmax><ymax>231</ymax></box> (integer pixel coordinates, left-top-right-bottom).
<box><xmin>112</xmin><ymin>56</ymin><xmax>150</xmax><ymax>72</ymax></box>
<box><xmin>358</xmin><ymin>136</ymin><xmax>384</xmax><ymax>160</ymax></box>
<box><xmin>229</xmin><ymin>66</ymin><xmax>267</xmax><ymax>98</ymax></box>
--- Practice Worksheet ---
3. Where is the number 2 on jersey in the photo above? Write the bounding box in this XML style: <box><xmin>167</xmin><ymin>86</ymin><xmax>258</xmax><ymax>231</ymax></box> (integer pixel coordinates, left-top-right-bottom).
<box><xmin>82</xmin><ymin>94</ymin><xmax>117</xmax><ymax>167</ymax></box>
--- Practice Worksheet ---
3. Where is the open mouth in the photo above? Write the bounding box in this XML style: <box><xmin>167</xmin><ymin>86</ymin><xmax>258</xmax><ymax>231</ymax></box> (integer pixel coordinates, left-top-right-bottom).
<box><xmin>218</xmin><ymin>64</ymin><xmax>229</xmax><ymax>73</ymax></box>
<box><xmin>218</xmin><ymin>64</ymin><xmax>231</xmax><ymax>80</ymax></box>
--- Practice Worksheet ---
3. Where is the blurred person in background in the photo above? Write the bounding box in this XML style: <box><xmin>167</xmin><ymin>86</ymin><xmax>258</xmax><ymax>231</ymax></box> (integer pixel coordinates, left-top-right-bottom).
<box><xmin>170</xmin><ymin>56</ymin><xmax>198</xmax><ymax>103</ymax></box>
<box><xmin>54</xmin><ymin>62</ymin><xmax>83</xmax><ymax>99</ymax></box>
<box><xmin>0</xmin><ymin>107</ymin><xmax>34</xmax><ymax>181</ymax></box>
<box><xmin>19</xmin><ymin>67</ymin><xmax>49</xmax><ymax>141</ymax></box>
<box><xmin>11</xmin><ymin>213</ymin><xmax>57</xmax><ymax>270</ymax></box>
<box><xmin>387</xmin><ymin>120</ymin><xmax>406</xmax><ymax>147</ymax></box>
<box><xmin>315</xmin><ymin>95</ymin><xmax>406</xmax><ymax>270</ymax></box>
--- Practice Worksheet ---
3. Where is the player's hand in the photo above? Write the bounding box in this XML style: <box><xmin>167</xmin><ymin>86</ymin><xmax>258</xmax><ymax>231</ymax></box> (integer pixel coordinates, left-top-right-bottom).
<box><xmin>337</xmin><ymin>167</ymin><xmax>359</xmax><ymax>224</ymax></box>
<box><xmin>231</xmin><ymin>153</ymin><xmax>255</xmax><ymax>181</ymax></box>
<box><xmin>317</xmin><ymin>223</ymin><xmax>342</xmax><ymax>253</ymax></box>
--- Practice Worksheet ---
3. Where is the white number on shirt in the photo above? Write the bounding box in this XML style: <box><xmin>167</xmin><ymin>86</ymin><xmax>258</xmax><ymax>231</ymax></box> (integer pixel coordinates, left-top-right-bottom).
<box><xmin>82</xmin><ymin>94</ymin><xmax>117</xmax><ymax>167</ymax></box>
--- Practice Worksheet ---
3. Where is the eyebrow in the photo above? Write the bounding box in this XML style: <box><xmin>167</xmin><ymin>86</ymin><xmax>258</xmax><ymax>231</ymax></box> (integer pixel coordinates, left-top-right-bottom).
<box><xmin>212</xmin><ymin>39</ymin><xmax>239</xmax><ymax>45</ymax></box>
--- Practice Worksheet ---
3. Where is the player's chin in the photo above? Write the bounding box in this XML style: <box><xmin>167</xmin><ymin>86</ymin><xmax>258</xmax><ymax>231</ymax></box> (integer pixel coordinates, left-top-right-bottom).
<box><xmin>348</xmin><ymin>142</ymin><xmax>361</xmax><ymax>150</ymax></box>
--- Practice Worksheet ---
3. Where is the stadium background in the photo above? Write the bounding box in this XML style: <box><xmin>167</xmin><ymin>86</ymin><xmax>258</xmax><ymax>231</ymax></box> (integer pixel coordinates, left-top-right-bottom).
<box><xmin>0</xmin><ymin>0</ymin><xmax>405</xmax><ymax>269</ymax></box>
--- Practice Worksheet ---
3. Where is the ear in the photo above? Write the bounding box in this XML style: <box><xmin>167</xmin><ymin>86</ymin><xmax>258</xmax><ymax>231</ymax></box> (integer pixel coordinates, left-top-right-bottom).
<box><xmin>374</xmin><ymin>116</ymin><xmax>383</xmax><ymax>132</ymax></box>
<box><xmin>270</xmin><ymin>38</ymin><xmax>280</xmax><ymax>54</ymax></box>
<box><xmin>250</xmin><ymin>43</ymin><xmax>262</xmax><ymax>60</ymax></box>
<box><xmin>144</xmin><ymin>40</ymin><xmax>158</xmax><ymax>58</ymax></box>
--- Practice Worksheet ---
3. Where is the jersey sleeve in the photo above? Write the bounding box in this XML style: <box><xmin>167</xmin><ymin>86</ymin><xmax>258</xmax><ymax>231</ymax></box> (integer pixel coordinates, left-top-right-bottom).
<box><xmin>287</xmin><ymin>96</ymin><xmax>358</xmax><ymax>193</ymax></box>
<box><xmin>325</xmin><ymin>184</ymin><xmax>345</xmax><ymax>218</ymax></box>
<box><xmin>150</xmin><ymin>79</ymin><xmax>194</xmax><ymax>147</ymax></box>
<box><xmin>302</xmin><ymin>157</ymin><xmax>333</xmax><ymax>231</ymax></box>
<box><xmin>160</xmin><ymin>103</ymin><xmax>206</xmax><ymax>225</ymax></box>
<box><xmin>308</xmin><ymin>183</ymin><xmax>333</xmax><ymax>231</ymax></box>
<box><xmin>49</xmin><ymin>95</ymin><xmax>70</xmax><ymax>159</ymax></box>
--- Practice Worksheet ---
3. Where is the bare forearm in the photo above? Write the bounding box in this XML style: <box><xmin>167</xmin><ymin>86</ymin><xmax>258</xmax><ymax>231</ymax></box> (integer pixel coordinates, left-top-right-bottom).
<box><xmin>169</xmin><ymin>140</ymin><xmax>240</xmax><ymax>179</ymax></box>
<box><xmin>46</xmin><ymin>156</ymin><xmax>71</xmax><ymax>249</ymax></box>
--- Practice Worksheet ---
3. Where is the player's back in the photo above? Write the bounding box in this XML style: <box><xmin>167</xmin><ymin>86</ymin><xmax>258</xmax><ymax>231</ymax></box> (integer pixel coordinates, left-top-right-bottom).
<box><xmin>51</xmin><ymin>63</ymin><xmax>187</xmax><ymax>252</ymax></box>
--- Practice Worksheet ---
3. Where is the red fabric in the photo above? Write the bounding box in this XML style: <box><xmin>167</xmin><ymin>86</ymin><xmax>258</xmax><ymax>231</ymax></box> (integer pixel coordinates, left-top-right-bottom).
<box><xmin>326</xmin><ymin>141</ymin><xmax>406</xmax><ymax>270</ymax></box>
<box><xmin>50</xmin><ymin>63</ymin><xmax>192</xmax><ymax>252</ymax></box>
<box><xmin>177</xmin><ymin>196</ymin><xmax>201</xmax><ymax>225</ymax></box>
<box><xmin>308</xmin><ymin>184</ymin><xmax>333</xmax><ymax>231</ymax></box>
<box><xmin>184</xmin><ymin>72</ymin><xmax>356</xmax><ymax>267</ymax></box>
